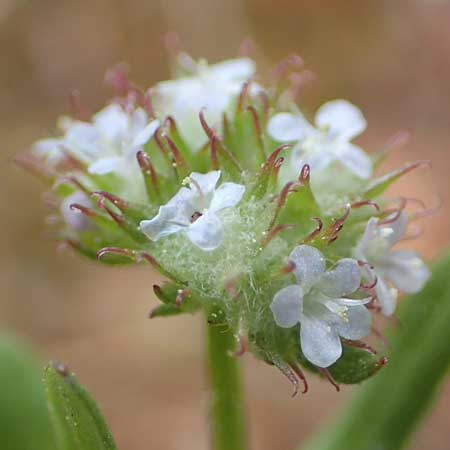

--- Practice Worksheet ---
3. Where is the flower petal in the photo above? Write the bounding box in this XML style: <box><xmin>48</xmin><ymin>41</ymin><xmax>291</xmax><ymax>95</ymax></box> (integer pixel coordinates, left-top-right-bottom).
<box><xmin>65</xmin><ymin>123</ymin><xmax>100</xmax><ymax>159</ymax></box>
<box><xmin>270</xmin><ymin>285</ymin><xmax>303</xmax><ymax>328</ymax></box>
<box><xmin>383</xmin><ymin>211</ymin><xmax>408</xmax><ymax>247</ymax></box>
<box><xmin>267</xmin><ymin>113</ymin><xmax>312</xmax><ymax>142</ymax></box>
<box><xmin>334</xmin><ymin>304</ymin><xmax>371</xmax><ymax>340</ymax></box>
<box><xmin>93</xmin><ymin>104</ymin><xmax>128</xmax><ymax>144</ymax></box>
<box><xmin>384</xmin><ymin>250</ymin><xmax>430</xmax><ymax>293</ymax></box>
<box><xmin>353</xmin><ymin>217</ymin><xmax>379</xmax><ymax>260</ymax></box>
<box><xmin>318</xmin><ymin>258</ymin><xmax>361</xmax><ymax>298</ymax></box>
<box><xmin>315</xmin><ymin>99</ymin><xmax>367</xmax><ymax>141</ymax></box>
<box><xmin>209</xmin><ymin>58</ymin><xmax>255</xmax><ymax>82</ymax></box>
<box><xmin>209</xmin><ymin>182</ymin><xmax>245</xmax><ymax>212</ymax></box>
<box><xmin>336</xmin><ymin>143</ymin><xmax>372</xmax><ymax>179</ymax></box>
<box><xmin>88</xmin><ymin>157</ymin><xmax>122</xmax><ymax>175</ymax></box>
<box><xmin>189</xmin><ymin>171</ymin><xmax>221</xmax><ymax>198</ymax></box>
<box><xmin>300</xmin><ymin>313</ymin><xmax>342</xmax><ymax>367</ymax></box>
<box><xmin>131</xmin><ymin>119</ymin><xmax>160</xmax><ymax>149</ymax></box>
<box><xmin>140</xmin><ymin>204</ymin><xmax>188</xmax><ymax>241</ymax></box>
<box><xmin>32</xmin><ymin>138</ymin><xmax>63</xmax><ymax>164</ymax></box>
<box><xmin>289</xmin><ymin>245</ymin><xmax>326</xmax><ymax>290</ymax></box>
<box><xmin>375</xmin><ymin>276</ymin><xmax>398</xmax><ymax>316</ymax></box>
<box><xmin>186</xmin><ymin>212</ymin><xmax>223</xmax><ymax>251</ymax></box>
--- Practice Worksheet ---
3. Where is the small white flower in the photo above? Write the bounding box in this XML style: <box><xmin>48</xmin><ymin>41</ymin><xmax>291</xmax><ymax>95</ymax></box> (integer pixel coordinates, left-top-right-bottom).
<box><xmin>63</xmin><ymin>104</ymin><xmax>159</xmax><ymax>176</ymax></box>
<box><xmin>270</xmin><ymin>245</ymin><xmax>371</xmax><ymax>368</ymax></box>
<box><xmin>267</xmin><ymin>99</ymin><xmax>372</xmax><ymax>180</ymax></box>
<box><xmin>354</xmin><ymin>212</ymin><xmax>430</xmax><ymax>316</ymax></box>
<box><xmin>139</xmin><ymin>170</ymin><xmax>245</xmax><ymax>251</ymax></box>
<box><xmin>153</xmin><ymin>57</ymin><xmax>257</xmax><ymax>151</ymax></box>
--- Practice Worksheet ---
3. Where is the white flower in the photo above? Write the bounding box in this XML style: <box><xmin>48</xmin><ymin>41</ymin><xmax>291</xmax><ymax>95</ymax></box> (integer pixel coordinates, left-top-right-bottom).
<box><xmin>270</xmin><ymin>245</ymin><xmax>371</xmax><ymax>368</ymax></box>
<box><xmin>63</xmin><ymin>104</ymin><xmax>159</xmax><ymax>176</ymax></box>
<box><xmin>267</xmin><ymin>100</ymin><xmax>372</xmax><ymax>180</ymax></box>
<box><xmin>353</xmin><ymin>212</ymin><xmax>430</xmax><ymax>316</ymax></box>
<box><xmin>139</xmin><ymin>170</ymin><xmax>245</xmax><ymax>251</ymax></box>
<box><xmin>153</xmin><ymin>57</ymin><xmax>257</xmax><ymax>151</ymax></box>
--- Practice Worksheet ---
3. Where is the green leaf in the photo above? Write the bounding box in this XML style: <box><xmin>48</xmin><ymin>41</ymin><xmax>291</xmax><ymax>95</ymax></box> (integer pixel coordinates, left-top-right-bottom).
<box><xmin>301</xmin><ymin>252</ymin><xmax>450</xmax><ymax>450</ymax></box>
<box><xmin>43</xmin><ymin>362</ymin><xmax>118</xmax><ymax>450</ymax></box>
<box><xmin>0</xmin><ymin>337</ymin><xmax>55</xmax><ymax>450</ymax></box>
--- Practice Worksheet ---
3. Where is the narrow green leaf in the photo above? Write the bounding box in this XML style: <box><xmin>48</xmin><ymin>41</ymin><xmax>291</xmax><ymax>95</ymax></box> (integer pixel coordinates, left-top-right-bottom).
<box><xmin>43</xmin><ymin>362</ymin><xmax>118</xmax><ymax>450</ymax></box>
<box><xmin>0</xmin><ymin>337</ymin><xmax>55</xmax><ymax>450</ymax></box>
<box><xmin>301</xmin><ymin>253</ymin><xmax>450</xmax><ymax>450</ymax></box>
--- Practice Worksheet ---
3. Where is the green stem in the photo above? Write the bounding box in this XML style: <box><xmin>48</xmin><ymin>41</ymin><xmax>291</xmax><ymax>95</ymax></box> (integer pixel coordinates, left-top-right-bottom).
<box><xmin>206</xmin><ymin>323</ymin><xmax>247</xmax><ymax>450</ymax></box>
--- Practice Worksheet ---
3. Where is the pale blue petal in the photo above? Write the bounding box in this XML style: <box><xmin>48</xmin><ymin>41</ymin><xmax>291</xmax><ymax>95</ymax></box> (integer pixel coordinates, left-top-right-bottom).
<box><xmin>209</xmin><ymin>182</ymin><xmax>245</xmax><ymax>212</ymax></box>
<box><xmin>186</xmin><ymin>212</ymin><xmax>223</xmax><ymax>251</ymax></box>
<box><xmin>270</xmin><ymin>285</ymin><xmax>303</xmax><ymax>328</ymax></box>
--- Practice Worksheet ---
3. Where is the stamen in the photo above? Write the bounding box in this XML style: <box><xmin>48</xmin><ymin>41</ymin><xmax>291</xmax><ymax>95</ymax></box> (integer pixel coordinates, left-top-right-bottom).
<box><xmin>247</xmin><ymin>105</ymin><xmax>266</xmax><ymax>159</ymax></box>
<box><xmin>301</xmin><ymin>217</ymin><xmax>323</xmax><ymax>244</ymax></box>
<box><xmin>69</xmin><ymin>90</ymin><xmax>90</xmax><ymax>121</ymax></box>
<box><xmin>279</xmin><ymin>260</ymin><xmax>296</xmax><ymax>276</ymax></box>
<box><xmin>351</xmin><ymin>200</ymin><xmax>380</xmax><ymax>212</ymax></box>
<box><xmin>319</xmin><ymin>368</ymin><xmax>340</xmax><ymax>392</ymax></box>
<box><xmin>289</xmin><ymin>363</ymin><xmax>309</xmax><ymax>394</ymax></box>
<box><xmin>199</xmin><ymin>108</ymin><xmax>216</xmax><ymax>141</ymax></box>
<box><xmin>341</xmin><ymin>339</ymin><xmax>378</xmax><ymax>355</ymax></box>
<box><xmin>260</xmin><ymin>224</ymin><xmax>295</xmax><ymax>247</ymax></box>
<box><xmin>324</xmin><ymin>204</ymin><xmax>351</xmax><ymax>244</ymax></box>
<box><xmin>97</xmin><ymin>247</ymin><xmax>179</xmax><ymax>282</ymax></box>
<box><xmin>298</xmin><ymin>164</ymin><xmax>310</xmax><ymax>185</ymax></box>
<box><xmin>268</xmin><ymin>181</ymin><xmax>299</xmax><ymax>230</ymax></box>
<box><xmin>274</xmin><ymin>360</ymin><xmax>299</xmax><ymax>398</ymax></box>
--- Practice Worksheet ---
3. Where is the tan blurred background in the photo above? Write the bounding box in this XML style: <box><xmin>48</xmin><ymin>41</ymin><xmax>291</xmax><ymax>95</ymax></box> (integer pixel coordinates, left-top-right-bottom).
<box><xmin>1</xmin><ymin>0</ymin><xmax>450</xmax><ymax>449</ymax></box>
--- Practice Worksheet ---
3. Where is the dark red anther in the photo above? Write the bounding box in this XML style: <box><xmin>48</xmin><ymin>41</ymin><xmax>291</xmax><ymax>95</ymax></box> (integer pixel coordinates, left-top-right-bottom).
<box><xmin>324</xmin><ymin>204</ymin><xmax>351</xmax><ymax>244</ymax></box>
<box><xmin>69</xmin><ymin>203</ymin><xmax>97</xmax><ymax>219</ymax></box>
<box><xmin>319</xmin><ymin>368</ymin><xmax>340</xmax><ymax>392</ymax></box>
<box><xmin>379</xmin><ymin>197</ymin><xmax>407</xmax><ymax>225</ymax></box>
<box><xmin>163</xmin><ymin>115</ymin><xmax>179</xmax><ymax>134</ymax></box>
<box><xmin>378</xmin><ymin>130</ymin><xmax>410</xmax><ymax>158</ymax></box>
<box><xmin>97</xmin><ymin>247</ymin><xmax>179</xmax><ymax>282</ymax></box>
<box><xmin>410</xmin><ymin>196</ymin><xmax>442</xmax><ymax>221</ymax></box>
<box><xmin>210</xmin><ymin>136</ymin><xmax>220</xmax><ymax>170</ymax></box>
<box><xmin>361</xmin><ymin>274</ymin><xmax>378</xmax><ymax>290</ymax></box>
<box><xmin>165</xmin><ymin>136</ymin><xmax>188</xmax><ymax>173</ymax></box>
<box><xmin>199</xmin><ymin>108</ymin><xmax>216</xmax><ymax>141</ymax></box>
<box><xmin>105</xmin><ymin>63</ymin><xmax>131</xmax><ymax>97</ymax></box>
<box><xmin>237</xmin><ymin>80</ymin><xmax>251</xmax><ymax>114</ymax></box>
<box><xmin>260</xmin><ymin>224</ymin><xmax>295</xmax><ymax>247</ymax></box>
<box><xmin>269</xmin><ymin>181</ymin><xmax>299</xmax><ymax>230</ymax></box>
<box><xmin>56</xmin><ymin>176</ymin><xmax>91</xmax><ymax>196</ymax></box>
<box><xmin>92</xmin><ymin>191</ymin><xmax>128</xmax><ymax>210</ymax></box>
<box><xmin>262</xmin><ymin>144</ymin><xmax>292</xmax><ymax>175</ymax></box>
<box><xmin>258</xmin><ymin>90</ymin><xmax>270</xmax><ymax>122</ymax></box>
<box><xmin>143</xmin><ymin>88</ymin><xmax>155</xmax><ymax>118</ymax></box>
<box><xmin>272</xmin><ymin>54</ymin><xmax>304</xmax><ymax>80</ymax></box>
<box><xmin>288</xmin><ymin>70</ymin><xmax>315</xmax><ymax>100</ymax></box>
<box><xmin>136</xmin><ymin>150</ymin><xmax>159</xmax><ymax>192</ymax></box>
<box><xmin>247</xmin><ymin>105</ymin><xmax>266</xmax><ymax>158</ymax></box>
<box><xmin>175</xmin><ymin>288</ymin><xmax>191</xmax><ymax>307</ymax></box>
<box><xmin>69</xmin><ymin>90</ymin><xmax>90</xmax><ymax>121</ymax></box>
<box><xmin>342</xmin><ymin>339</ymin><xmax>378</xmax><ymax>355</ymax></box>
<box><xmin>289</xmin><ymin>363</ymin><xmax>309</xmax><ymax>394</ymax></box>
<box><xmin>275</xmin><ymin>361</ymin><xmax>299</xmax><ymax>398</ymax></box>
<box><xmin>351</xmin><ymin>200</ymin><xmax>380</xmax><ymax>212</ymax></box>
<box><xmin>14</xmin><ymin>151</ymin><xmax>56</xmax><ymax>180</ymax></box>
<box><xmin>301</xmin><ymin>217</ymin><xmax>323</xmax><ymax>244</ymax></box>
<box><xmin>299</xmin><ymin>164</ymin><xmax>310</xmax><ymax>184</ymax></box>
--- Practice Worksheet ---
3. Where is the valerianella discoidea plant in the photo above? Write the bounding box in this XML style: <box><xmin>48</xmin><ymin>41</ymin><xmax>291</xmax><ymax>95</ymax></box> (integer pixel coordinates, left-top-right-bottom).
<box><xmin>19</xmin><ymin>52</ymin><xmax>432</xmax><ymax>394</ymax></box>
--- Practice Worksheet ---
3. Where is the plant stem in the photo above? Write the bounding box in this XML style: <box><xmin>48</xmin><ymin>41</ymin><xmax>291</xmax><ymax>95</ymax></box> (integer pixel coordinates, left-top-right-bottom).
<box><xmin>206</xmin><ymin>323</ymin><xmax>247</xmax><ymax>450</ymax></box>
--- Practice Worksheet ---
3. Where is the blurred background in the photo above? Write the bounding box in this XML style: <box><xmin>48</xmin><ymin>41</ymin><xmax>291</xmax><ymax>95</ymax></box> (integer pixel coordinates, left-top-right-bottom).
<box><xmin>1</xmin><ymin>0</ymin><xmax>449</xmax><ymax>449</ymax></box>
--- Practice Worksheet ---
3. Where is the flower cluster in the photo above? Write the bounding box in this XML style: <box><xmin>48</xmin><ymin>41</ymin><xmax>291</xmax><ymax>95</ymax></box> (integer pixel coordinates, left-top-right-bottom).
<box><xmin>20</xmin><ymin>51</ymin><xmax>433</xmax><ymax>392</ymax></box>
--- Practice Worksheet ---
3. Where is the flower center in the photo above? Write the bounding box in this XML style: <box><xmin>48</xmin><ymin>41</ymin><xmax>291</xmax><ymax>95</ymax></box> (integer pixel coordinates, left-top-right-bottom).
<box><xmin>191</xmin><ymin>211</ymin><xmax>203</xmax><ymax>223</ymax></box>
